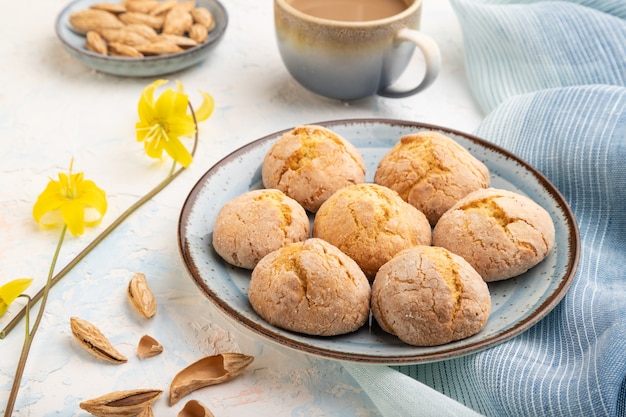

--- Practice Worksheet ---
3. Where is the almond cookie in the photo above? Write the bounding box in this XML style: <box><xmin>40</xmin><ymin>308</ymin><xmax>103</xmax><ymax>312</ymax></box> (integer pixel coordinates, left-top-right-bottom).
<box><xmin>248</xmin><ymin>238</ymin><xmax>371</xmax><ymax>336</ymax></box>
<box><xmin>371</xmin><ymin>245</ymin><xmax>491</xmax><ymax>347</ymax></box>
<box><xmin>212</xmin><ymin>189</ymin><xmax>309</xmax><ymax>269</ymax></box>
<box><xmin>312</xmin><ymin>183</ymin><xmax>431</xmax><ymax>280</ymax></box>
<box><xmin>433</xmin><ymin>188</ymin><xmax>555</xmax><ymax>282</ymax></box>
<box><xmin>374</xmin><ymin>131</ymin><xmax>490</xmax><ymax>225</ymax></box>
<box><xmin>262</xmin><ymin>125</ymin><xmax>366</xmax><ymax>213</ymax></box>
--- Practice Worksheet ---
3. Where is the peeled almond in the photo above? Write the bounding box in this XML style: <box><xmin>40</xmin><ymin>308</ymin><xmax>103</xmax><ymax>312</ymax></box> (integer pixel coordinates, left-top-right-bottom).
<box><xmin>127</xmin><ymin>272</ymin><xmax>157</xmax><ymax>318</ymax></box>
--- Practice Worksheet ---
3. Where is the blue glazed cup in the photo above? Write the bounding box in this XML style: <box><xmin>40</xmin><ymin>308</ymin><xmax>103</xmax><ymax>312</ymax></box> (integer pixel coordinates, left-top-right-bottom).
<box><xmin>274</xmin><ymin>0</ymin><xmax>441</xmax><ymax>101</ymax></box>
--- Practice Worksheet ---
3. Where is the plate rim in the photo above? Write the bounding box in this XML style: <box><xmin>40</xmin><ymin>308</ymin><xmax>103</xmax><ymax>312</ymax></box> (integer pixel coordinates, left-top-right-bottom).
<box><xmin>178</xmin><ymin>118</ymin><xmax>581</xmax><ymax>364</ymax></box>
<box><xmin>54</xmin><ymin>0</ymin><xmax>229</xmax><ymax>75</ymax></box>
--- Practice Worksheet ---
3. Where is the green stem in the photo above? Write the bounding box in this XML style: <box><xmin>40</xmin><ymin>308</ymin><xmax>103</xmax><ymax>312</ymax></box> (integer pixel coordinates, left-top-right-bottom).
<box><xmin>4</xmin><ymin>225</ymin><xmax>67</xmax><ymax>417</ymax></box>
<box><xmin>0</xmin><ymin>103</ymin><xmax>198</xmax><ymax>340</ymax></box>
<box><xmin>15</xmin><ymin>295</ymin><xmax>31</xmax><ymax>340</ymax></box>
<box><xmin>168</xmin><ymin>159</ymin><xmax>178</xmax><ymax>178</ymax></box>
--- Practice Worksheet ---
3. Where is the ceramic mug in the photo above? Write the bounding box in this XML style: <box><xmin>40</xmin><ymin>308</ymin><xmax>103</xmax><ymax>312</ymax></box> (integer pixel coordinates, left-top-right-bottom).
<box><xmin>274</xmin><ymin>0</ymin><xmax>441</xmax><ymax>101</ymax></box>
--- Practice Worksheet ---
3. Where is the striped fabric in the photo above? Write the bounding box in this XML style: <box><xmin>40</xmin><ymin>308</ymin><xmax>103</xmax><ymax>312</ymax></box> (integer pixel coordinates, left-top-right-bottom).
<box><xmin>344</xmin><ymin>1</ymin><xmax>626</xmax><ymax>416</ymax></box>
<box><xmin>452</xmin><ymin>0</ymin><xmax>626</xmax><ymax>113</ymax></box>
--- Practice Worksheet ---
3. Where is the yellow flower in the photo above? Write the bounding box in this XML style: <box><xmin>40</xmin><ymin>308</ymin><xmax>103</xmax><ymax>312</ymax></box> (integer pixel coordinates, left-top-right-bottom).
<box><xmin>0</xmin><ymin>278</ymin><xmax>33</xmax><ymax>317</ymax></box>
<box><xmin>135</xmin><ymin>79</ymin><xmax>214</xmax><ymax>168</ymax></box>
<box><xmin>32</xmin><ymin>162</ymin><xmax>107</xmax><ymax>236</ymax></box>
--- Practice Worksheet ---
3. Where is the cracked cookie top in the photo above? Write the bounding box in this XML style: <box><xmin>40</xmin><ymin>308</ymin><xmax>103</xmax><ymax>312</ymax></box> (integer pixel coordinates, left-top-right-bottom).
<box><xmin>248</xmin><ymin>238</ymin><xmax>371</xmax><ymax>336</ymax></box>
<box><xmin>212</xmin><ymin>189</ymin><xmax>310</xmax><ymax>269</ymax></box>
<box><xmin>371</xmin><ymin>245</ymin><xmax>491</xmax><ymax>347</ymax></box>
<box><xmin>374</xmin><ymin>131</ymin><xmax>490</xmax><ymax>225</ymax></box>
<box><xmin>262</xmin><ymin>125</ymin><xmax>366</xmax><ymax>213</ymax></box>
<box><xmin>433</xmin><ymin>187</ymin><xmax>556</xmax><ymax>282</ymax></box>
<box><xmin>312</xmin><ymin>183</ymin><xmax>431</xmax><ymax>280</ymax></box>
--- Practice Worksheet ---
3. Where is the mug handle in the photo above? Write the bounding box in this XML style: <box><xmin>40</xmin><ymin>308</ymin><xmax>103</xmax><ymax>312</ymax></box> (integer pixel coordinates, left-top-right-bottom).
<box><xmin>379</xmin><ymin>28</ymin><xmax>442</xmax><ymax>98</ymax></box>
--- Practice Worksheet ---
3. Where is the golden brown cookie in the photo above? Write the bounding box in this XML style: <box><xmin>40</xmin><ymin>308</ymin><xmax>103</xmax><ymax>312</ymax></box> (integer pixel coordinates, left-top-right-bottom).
<box><xmin>248</xmin><ymin>238</ymin><xmax>371</xmax><ymax>336</ymax></box>
<box><xmin>374</xmin><ymin>131</ymin><xmax>490</xmax><ymax>225</ymax></box>
<box><xmin>433</xmin><ymin>188</ymin><xmax>556</xmax><ymax>282</ymax></box>
<box><xmin>262</xmin><ymin>125</ymin><xmax>366</xmax><ymax>213</ymax></box>
<box><xmin>371</xmin><ymin>245</ymin><xmax>491</xmax><ymax>347</ymax></box>
<box><xmin>312</xmin><ymin>183</ymin><xmax>431</xmax><ymax>280</ymax></box>
<box><xmin>212</xmin><ymin>189</ymin><xmax>310</xmax><ymax>269</ymax></box>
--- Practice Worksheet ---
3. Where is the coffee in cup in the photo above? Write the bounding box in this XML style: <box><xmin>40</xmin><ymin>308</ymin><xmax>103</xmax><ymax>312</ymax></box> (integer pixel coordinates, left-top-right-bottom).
<box><xmin>274</xmin><ymin>0</ymin><xmax>441</xmax><ymax>100</ymax></box>
<box><xmin>289</xmin><ymin>0</ymin><xmax>408</xmax><ymax>21</ymax></box>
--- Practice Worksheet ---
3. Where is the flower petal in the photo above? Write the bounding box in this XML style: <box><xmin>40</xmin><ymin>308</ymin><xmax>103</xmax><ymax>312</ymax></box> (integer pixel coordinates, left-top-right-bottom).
<box><xmin>138</xmin><ymin>80</ymin><xmax>168</xmax><ymax>122</ymax></box>
<box><xmin>155</xmin><ymin>88</ymin><xmax>189</xmax><ymax>120</ymax></box>
<box><xmin>168</xmin><ymin>115</ymin><xmax>197</xmax><ymax>139</ymax></box>
<box><xmin>193</xmin><ymin>91</ymin><xmax>214</xmax><ymax>122</ymax></box>
<box><xmin>33</xmin><ymin>181</ymin><xmax>64</xmax><ymax>224</ymax></box>
<box><xmin>164</xmin><ymin>135</ymin><xmax>193</xmax><ymax>167</ymax></box>
<box><xmin>61</xmin><ymin>200</ymin><xmax>86</xmax><ymax>236</ymax></box>
<box><xmin>77</xmin><ymin>180</ymin><xmax>108</xmax><ymax>216</ymax></box>
<box><xmin>0</xmin><ymin>278</ymin><xmax>33</xmax><ymax>317</ymax></box>
<box><xmin>84</xmin><ymin>208</ymin><xmax>105</xmax><ymax>227</ymax></box>
<box><xmin>175</xmin><ymin>80</ymin><xmax>185</xmax><ymax>93</ymax></box>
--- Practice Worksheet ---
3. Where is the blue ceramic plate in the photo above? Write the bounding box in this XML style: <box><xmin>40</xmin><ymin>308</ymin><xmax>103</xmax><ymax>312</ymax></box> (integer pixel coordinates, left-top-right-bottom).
<box><xmin>55</xmin><ymin>0</ymin><xmax>227</xmax><ymax>77</ymax></box>
<box><xmin>178</xmin><ymin>119</ymin><xmax>580</xmax><ymax>365</ymax></box>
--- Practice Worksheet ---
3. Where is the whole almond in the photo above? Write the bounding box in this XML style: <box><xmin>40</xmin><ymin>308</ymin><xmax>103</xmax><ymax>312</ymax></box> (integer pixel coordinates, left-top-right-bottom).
<box><xmin>90</xmin><ymin>2</ymin><xmax>127</xmax><ymax>14</ymax></box>
<box><xmin>69</xmin><ymin>9</ymin><xmax>124</xmax><ymax>34</ymax></box>
<box><xmin>127</xmin><ymin>272</ymin><xmax>157</xmax><ymax>318</ymax></box>
<box><xmin>124</xmin><ymin>23</ymin><xmax>159</xmax><ymax>40</ymax></box>
<box><xmin>109</xmin><ymin>42</ymin><xmax>144</xmax><ymax>57</ymax></box>
<box><xmin>125</xmin><ymin>0</ymin><xmax>161</xmax><ymax>14</ymax></box>
<box><xmin>85</xmin><ymin>31</ymin><xmax>108</xmax><ymax>55</ymax></box>
<box><xmin>162</xmin><ymin>5</ymin><xmax>193</xmax><ymax>36</ymax></box>
<box><xmin>136</xmin><ymin>40</ymin><xmax>184</xmax><ymax>56</ymax></box>
<box><xmin>119</xmin><ymin>12</ymin><xmax>164</xmax><ymax>30</ymax></box>
<box><xmin>160</xmin><ymin>33</ymin><xmax>198</xmax><ymax>48</ymax></box>
<box><xmin>188</xmin><ymin>24</ymin><xmax>208</xmax><ymax>43</ymax></box>
<box><xmin>100</xmin><ymin>28</ymin><xmax>148</xmax><ymax>46</ymax></box>
<box><xmin>176</xmin><ymin>1</ymin><xmax>197</xmax><ymax>12</ymax></box>
<box><xmin>190</xmin><ymin>7</ymin><xmax>214</xmax><ymax>31</ymax></box>
<box><xmin>149</xmin><ymin>0</ymin><xmax>178</xmax><ymax>16</ymax></box>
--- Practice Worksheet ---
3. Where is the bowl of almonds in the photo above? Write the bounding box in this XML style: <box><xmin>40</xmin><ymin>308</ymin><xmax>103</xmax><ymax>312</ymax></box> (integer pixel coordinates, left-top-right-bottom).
<box><xmin>55</xmin><ymin>0</ymin><xmax>228</xmax><ymax>77</ymax></box>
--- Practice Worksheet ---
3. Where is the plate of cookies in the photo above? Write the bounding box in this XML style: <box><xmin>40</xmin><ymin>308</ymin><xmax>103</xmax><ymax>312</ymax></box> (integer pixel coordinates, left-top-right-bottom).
<box><xmin>178</xmin><ymin>119</ymin><xmax>579</xmax><ymax>364</ymax></box>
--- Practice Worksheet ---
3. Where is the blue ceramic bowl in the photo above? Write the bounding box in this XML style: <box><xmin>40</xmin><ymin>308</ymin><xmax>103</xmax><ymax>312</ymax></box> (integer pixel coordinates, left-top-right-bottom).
<box><xmin>55</xmin><ymin>0</ymin><xmax>228</xmax><ymax>77</ymax></box>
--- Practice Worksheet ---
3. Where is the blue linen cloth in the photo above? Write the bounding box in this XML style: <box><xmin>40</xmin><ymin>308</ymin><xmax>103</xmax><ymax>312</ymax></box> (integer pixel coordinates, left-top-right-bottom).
<box><xmin>344</xmin><ymin>1</ymin><xmax>626</xmax><ymax>416</ymax></box>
